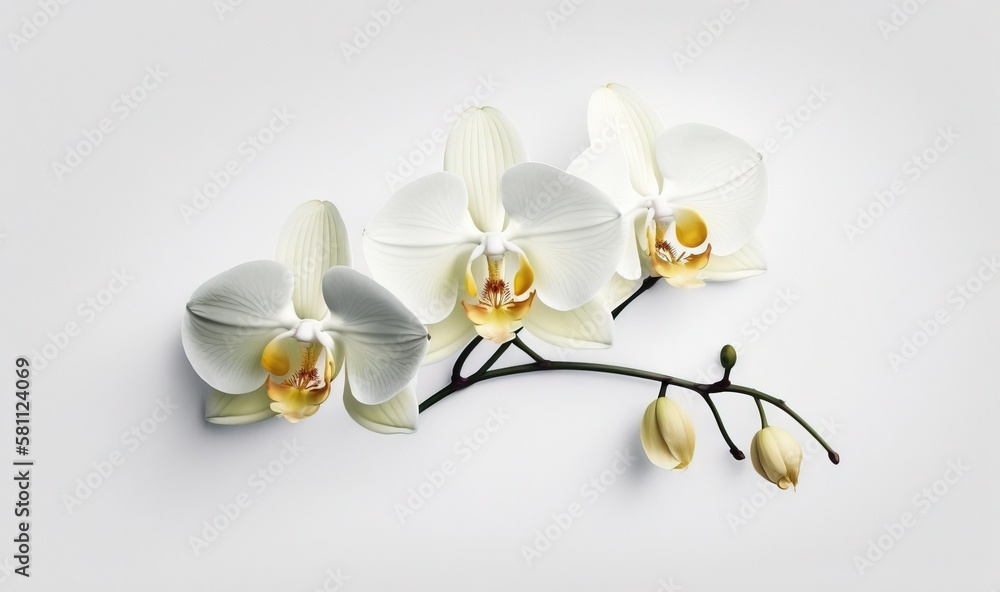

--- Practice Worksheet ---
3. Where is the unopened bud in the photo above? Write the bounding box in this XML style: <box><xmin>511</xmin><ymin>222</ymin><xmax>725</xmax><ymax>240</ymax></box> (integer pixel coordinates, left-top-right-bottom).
<box><xmin>720</xmin><ymin>344</ymin><xmax>737</xmax><ymax>369</ymax></box>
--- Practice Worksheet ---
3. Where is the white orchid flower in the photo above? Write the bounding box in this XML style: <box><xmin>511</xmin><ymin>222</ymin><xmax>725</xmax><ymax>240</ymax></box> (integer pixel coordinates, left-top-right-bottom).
<box><xmin>363</xmin><ymin>107</ymin><xmax>626</xmax><ymax>363</ymax></box>
<box><xmin>184</xmin><ymin>201</ymin><xmax>428</xmax><ymax>432</ymax></box>
<box><xmin>569</xmin><ymin>83</ymin><xmax>768</xmax><ymax>298</ymax></box>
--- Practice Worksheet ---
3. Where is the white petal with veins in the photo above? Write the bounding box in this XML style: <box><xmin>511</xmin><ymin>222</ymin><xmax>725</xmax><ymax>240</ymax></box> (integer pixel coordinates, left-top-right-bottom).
<box><xmin>344</xmin><ymin>377</ymin><xmax>418</xmax><ymax>434</ymax></box>
<box><xmin>363</xmin><ymin>172</ymin><xmax>482</xmax><ymax>324</ymax></box>
<box><xmin>522</xmin><ymin>296</ymin><xmax>614</xmax><ymax>349</ymax></box>
<box><xmin>701</xmin><ymin>237</ymin><xmax>767</xmax><ymax>282</ymax></box>
<box><xmin>322</xmin><ymin>266</ymin><xmax>428</xmax><ymax>405</ymax></box>
<box><xmin>569</xmin><ymin>143</ymin><xmax>647</xmax><ymax>281</ymax></box>
<box><xmin>588</xmin><ymin>83</ymin><xmax>665</xmax><ymax>197</ymax></box>
<box><xmin>424</xmin><ymin>299</ymin><xmax>477</xmax><ymax>364</ymax></box>
<box><xmin>182</xmin><ymin>260</ymin><xmax>298</xmax><ymax>394</ymax></box>
<box><xmin>501</xmin><ymin>162</ymin><xmax>625</xmax><ymax>311</ymax></box>
<box><xmin>656</xmin><ymin>123</ymin><xmax>767</xmax><ymax>256</ymax></box>
<box><xmin>444</xmin><ymin>106</ymin><xmax>527</xmax><ymax>233</ymax></box>
<box><xmin>205</xmin><ymin>386</ymin><xmax>278</xmax><ymax>425</ymax></box>
<box><xmin>276</xmin><ymin>200</ymin><xmax>351</xmax><ymax>321</ymax></box>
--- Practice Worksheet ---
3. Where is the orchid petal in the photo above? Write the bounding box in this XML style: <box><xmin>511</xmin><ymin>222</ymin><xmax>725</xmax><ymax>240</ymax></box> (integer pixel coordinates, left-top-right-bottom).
<box><xmin>655</xmin><ymin>397</ymin><xmax>696</xmax><ymax>469</ymax></box>
<box><xmin>567</xmin><ymin>141</ymin><xmax>644</xmax><ymax>211</ymax></box>
<box><xmin>182</xmin><ymin>261</ymin><xmax>298</xmax><ymax>394</ymax></box>
<box><xmin>363</xmin><ymin>172</ymin><xmax>481</xmax><ymax>323</ymax></box>
<box><xmin>344</xmin><ymin>377</ymin><xmax>418</xmax><ymax>434</ymax></box>
<box><xmin>701</xmin><ymin>237</ymin><xmax>767</xmax><ymax>282</ymax></box>
<box><xmin>424</xmin><ymin>300</ymin><xmax>477</xmax><ymax>365</ymax></box>
<box><xmin>444</xmin><ymin>106</ymin><xmax>527</xmax><ymax>233</ymax></box>
<box><xmin>522</xmin><ymin>296</ymin><xmax>614</xmax><ymax>349</ymax></box>
<box><xmin>657</xmin><ymin>123</ymin><xmax>767</xmax><ymax>256</ymax></box>
<box><xmin>322</xmin><ymin>266</ymin><xmax>428</xmax><ymax>405</ymax></box>
<box><xmin>502</xmin><ymin>163</ymin><xmax>625</xmax><ymax>311</ymax></box>
<box><xmin>205</xmin><ymin>386</ymin><xmax>279</xmax><ymax>425</ymax></box>
<box><xmin>617</xmin><ymin>208</ymin><xmax>648</xmax><ymax>281</ymax></box>
<box><xmin>588</xmin><ymin>84</ymin><xmax>664</xmax><ymax>196</ymax></box>
<box><xmin>641</xmin><ymin>400</ymin><xmax>681</xmax><ymax>470</ymax></box>
<box><xmin>276</xmin><ymin>200</ymin><xmax>351</xmax><ymax>321</ymax></box>
<box><xmin>600</xmin><ymin>273</ymin><xmax>644</xmax><ymax>310</ymax></box>
<box><xmin>568</xmin><ymin>143</ymin><xmax>647</xmax><ymax>281</ymax></box>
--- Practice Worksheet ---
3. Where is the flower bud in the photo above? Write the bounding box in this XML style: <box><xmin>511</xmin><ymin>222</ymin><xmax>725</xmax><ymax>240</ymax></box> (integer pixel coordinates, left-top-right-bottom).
<box><xmin>640</xmin><ymin>397</ymin><xmax>696</xmax><ymax>470</ymax></box>
<box><xmin>750</xmin><ymin>426</ymin><xmax>802</xmax><ymax>490</ymax></box>
<box><xmin>720</xmin><ymin>344</ymin><xmax>737</xmax><ymax>369</ymax></box>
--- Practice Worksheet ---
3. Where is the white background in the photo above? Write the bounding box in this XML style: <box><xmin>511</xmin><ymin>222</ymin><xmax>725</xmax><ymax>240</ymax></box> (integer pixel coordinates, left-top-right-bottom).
<box><xmin>1</xmin><ymin>0</ymin><xmax>998</xmax><ymax>590</ymax></box>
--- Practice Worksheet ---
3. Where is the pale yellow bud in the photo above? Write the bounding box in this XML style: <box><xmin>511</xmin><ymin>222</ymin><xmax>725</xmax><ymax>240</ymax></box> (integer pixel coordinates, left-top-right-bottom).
<box><xmin>750</xmin><ymin>426</ymin><xmax>802</xmax><ymax>490</ymax></box>
<box><xmin>640</xmin><ymin>397</ymin><xmax>696</xmax><ymax>470</ymax></box>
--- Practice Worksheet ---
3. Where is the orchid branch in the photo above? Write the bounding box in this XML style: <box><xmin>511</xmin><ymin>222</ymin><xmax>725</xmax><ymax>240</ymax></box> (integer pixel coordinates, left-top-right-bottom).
<box><xmin>421</xmin><ymin>357</ymin><xmax>840</xmax><ymax>465</ymax></box>
<box><xmin>422</xmin><ymin>283</ymin><xmax>840</xmax><ymax>466</ymax></box>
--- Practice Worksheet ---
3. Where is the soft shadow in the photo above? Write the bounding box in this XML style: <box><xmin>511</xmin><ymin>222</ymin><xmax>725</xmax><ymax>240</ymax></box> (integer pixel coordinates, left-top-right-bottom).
<box><xmin>170</xmin><ymin>342</ymin><xmax>286</xmax><ymax>437</ymax></box>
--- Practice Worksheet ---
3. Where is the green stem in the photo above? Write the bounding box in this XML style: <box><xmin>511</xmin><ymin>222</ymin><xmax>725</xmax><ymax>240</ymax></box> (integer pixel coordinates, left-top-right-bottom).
<box><xmin>701</xmin><ymin>393</ymin><xmax>744</xmax><ymax>460</ymax></box>
<box><xmin>451</xmin><ymin>336</ymin><xmax>483</xmax><ymax>383</ymax></box>
<box><xmin>470</xmin><ymin>341</ymin><xmax>513</xmax><ymax>379</ymax></box>
<box><xmin>512</xmin><ymin>336</ymin><xmax>546</xmax><ymax>364</ymax></box>
<box><xmin>755</xmin><ymin>397</ymin><xmax>768</xmax><ymax>428</ymax></box>
<box><xmin>611</xmin><ymin>277</ymin><xmax>659</xmax><ymax>319</ymax></box>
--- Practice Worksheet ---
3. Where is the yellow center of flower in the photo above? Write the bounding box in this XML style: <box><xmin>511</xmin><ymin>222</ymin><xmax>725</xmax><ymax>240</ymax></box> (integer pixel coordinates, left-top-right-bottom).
<box><xmin>261</xmin><ymin>338</ymin><xmax>336</xmax><ymax>423</ymax></box>
<box><xmin>647</xmin><ymin>218</ymin><xmax>712</xmax><ymax>289</ymax></box>
<box><xmin>462</xmin><ymin>255</ymin><xmax>535</xmax><ymax>343</ymax></box>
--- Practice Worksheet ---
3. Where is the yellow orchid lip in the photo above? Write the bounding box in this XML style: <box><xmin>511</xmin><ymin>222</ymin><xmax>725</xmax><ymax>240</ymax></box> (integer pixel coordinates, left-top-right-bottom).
<box><xmin>463</xmin><ymin>253</ymin><xmax>536</xmax><ymax>343</ymax></box>
<box><xmin>671</xmin><ymin>207</ymin><xmax>708</xmax><ymax>249</ymax></box>
<box><xmin>261</xmin><ymin>339</ymin><xmax>336</xmax><ymax>423</ymax></box>
<box><xmin>513</xmin><ymin>253</ymin><xmax>534</xmax><ymax>297</ymax></box>
<box><xmin>647</xmin><ymin>223</ymin><xmax>711</xmax><ymax>288</ymax></box>
<box><xmin>463</xmin><ymin>291</ymin><xmax>535</xmax><ymax>343</ymax></box>
<box><xmin>261</xmin><ymin>338</ymin><xmax>292</xmax><ymax>376</ymax></box>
